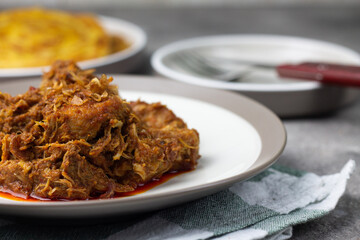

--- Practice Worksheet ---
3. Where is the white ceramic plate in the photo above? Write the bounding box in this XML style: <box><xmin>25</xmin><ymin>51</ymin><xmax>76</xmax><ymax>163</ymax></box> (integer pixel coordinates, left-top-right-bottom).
<box><xmin>151</xmin><ymin>35</ymin><xmax>360</xmax><ymax>117</ymax></box>
<box><xmin>0</xmin><ymin>16</ymin><xmax>147</xmax><ymax>78</ymax></box>
<box><xmin>0</xmin><ymin>75</ymin><xmax>286</xmax><ymax>219</ymax></box>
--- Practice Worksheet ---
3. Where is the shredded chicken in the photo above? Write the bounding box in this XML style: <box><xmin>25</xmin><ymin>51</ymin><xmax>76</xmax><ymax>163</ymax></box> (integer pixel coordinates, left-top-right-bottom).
<box><xmin>0</xmin><ymin>61</ymin><xmax>200</xmax><ymax>200</ymax></box>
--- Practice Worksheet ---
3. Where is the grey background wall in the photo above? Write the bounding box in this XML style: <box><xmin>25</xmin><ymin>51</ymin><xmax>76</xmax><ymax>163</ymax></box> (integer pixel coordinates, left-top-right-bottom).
<box><xmin>0</xmin><ymin>0</ymin><xmax>359</xmax><ymax>9</ymax></box>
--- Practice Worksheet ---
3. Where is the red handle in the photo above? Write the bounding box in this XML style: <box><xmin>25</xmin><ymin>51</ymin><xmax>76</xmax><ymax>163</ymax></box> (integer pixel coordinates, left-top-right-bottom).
<box><xmin>276</xmin><ymin>62</ymin><xmax>360</xmax><ymax>87</ymax></box>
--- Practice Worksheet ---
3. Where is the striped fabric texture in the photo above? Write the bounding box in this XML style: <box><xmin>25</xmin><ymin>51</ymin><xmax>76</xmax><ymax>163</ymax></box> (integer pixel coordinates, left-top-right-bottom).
<box><xmin>0</xmin><ymin>160</ymin><xmax>354</xmax><ymax>240</ymax></box>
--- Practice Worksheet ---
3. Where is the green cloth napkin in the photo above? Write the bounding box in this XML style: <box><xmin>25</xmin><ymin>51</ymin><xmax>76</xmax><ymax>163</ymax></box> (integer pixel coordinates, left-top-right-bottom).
<box><xmin>0</xmin><ymin>160</ymin><xmax>354</xmax><ymax>240</ymax></box>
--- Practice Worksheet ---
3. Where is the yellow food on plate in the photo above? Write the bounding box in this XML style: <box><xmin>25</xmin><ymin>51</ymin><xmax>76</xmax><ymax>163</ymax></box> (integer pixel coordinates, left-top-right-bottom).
<box><xmin>0</xmin><ymin>7</ymin><xmax>129</xmax><ymax>68</ymax></box>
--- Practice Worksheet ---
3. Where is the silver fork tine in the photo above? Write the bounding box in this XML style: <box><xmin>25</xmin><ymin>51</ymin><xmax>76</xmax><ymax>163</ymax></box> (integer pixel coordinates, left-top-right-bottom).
<box><xmin>185</xmin><ymin>51</ymin><xmax>224</xmax><ymax>74</ymax></box>
<box><xmin>174</xmin><ymin>52</ymin><xmax>220</xmax><ymax>76</ymax></box>
<box><xmin>179</xmin><ymin>51</ymin><xmax>225</xmax><ymax>75</ymax></box>
<box><xmin>173</xmin><ymin>51</ymin><xmax>253</xmax><ymax>82</ymax></box>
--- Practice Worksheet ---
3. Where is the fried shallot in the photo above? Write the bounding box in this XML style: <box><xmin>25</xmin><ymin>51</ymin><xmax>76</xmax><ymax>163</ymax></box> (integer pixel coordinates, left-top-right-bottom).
<box><xmin>0</xmin><ymin>61</ymin><xmax>200</xmax><ymax>200</ymax></box>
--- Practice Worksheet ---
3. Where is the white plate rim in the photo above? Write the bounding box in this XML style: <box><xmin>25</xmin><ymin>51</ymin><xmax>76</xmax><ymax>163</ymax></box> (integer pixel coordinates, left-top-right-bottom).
<box><xmin>0</xmin><ymin>15</ymin><xmax>147</xmax><ymax>78</ymax></box>
<box><xmin>0</xmin><ymin>75</ymin><xmax>286</xmax><ymax>217</ymax></box>
<box><xmin>151</xmin><ymin>34</ymin><xmax>360</xmax><ymax>92</ymax></box>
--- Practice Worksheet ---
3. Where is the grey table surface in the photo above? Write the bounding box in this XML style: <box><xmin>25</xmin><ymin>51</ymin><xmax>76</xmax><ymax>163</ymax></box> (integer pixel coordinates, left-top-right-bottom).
<box><xmin>101</xmin><ymin>6</ymin><xmax>360</xmax><ymax>239</ymax></box>
<box><xmin>2</xmin><ymin>5</ymin><xmax>360</xmax><ymax>240</ymax></box>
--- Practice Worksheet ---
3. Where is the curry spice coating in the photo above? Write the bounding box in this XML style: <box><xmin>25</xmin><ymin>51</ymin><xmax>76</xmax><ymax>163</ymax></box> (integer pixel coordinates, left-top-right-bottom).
<box><xmin>0</xmin><ymin>61</ymin><xmax>200</xmax><ymax>200</ymax></box>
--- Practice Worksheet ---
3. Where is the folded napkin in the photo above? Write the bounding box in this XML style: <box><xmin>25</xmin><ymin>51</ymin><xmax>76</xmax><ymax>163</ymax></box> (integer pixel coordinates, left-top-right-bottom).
<box><xmin>0</xmin><ymin>160</ymin><xmax>355</xmax><ymax>240</ymax></box>
<box><xmin>107</xmin><ymin>160</ymin><xmax>355</xmax><ymax>240</ymax></box>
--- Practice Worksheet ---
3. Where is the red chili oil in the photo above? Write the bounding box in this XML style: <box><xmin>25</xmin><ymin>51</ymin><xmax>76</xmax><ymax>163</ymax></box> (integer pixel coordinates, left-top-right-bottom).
<box><xmin>0</xmin><ymin>171</ymin><xmax>185</xmax><ymax>202</ymax></box>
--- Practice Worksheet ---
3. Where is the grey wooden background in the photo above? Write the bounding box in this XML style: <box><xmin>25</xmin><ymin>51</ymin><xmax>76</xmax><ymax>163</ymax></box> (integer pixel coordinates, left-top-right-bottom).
<box><xmin>0</xmin><ymin>4</ymin><xmax>360</xmax><ymax>240</ymax></box>
<box><xmin>0</xmin><ymin>0</ymin><xmax>360</xmax><ymax>8</ymax></box>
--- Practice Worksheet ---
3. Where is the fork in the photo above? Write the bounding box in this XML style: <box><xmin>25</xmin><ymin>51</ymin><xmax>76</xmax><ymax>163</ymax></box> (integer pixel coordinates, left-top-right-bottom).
<box><xmin>173</xmin><ymin>51</ymin><xmax>260</xmax><ymax>82</ymax></box>
<box><xmin>173</xmin><ymin>51</ymin><xmax>360</xmax><ymax>87</ymax></box>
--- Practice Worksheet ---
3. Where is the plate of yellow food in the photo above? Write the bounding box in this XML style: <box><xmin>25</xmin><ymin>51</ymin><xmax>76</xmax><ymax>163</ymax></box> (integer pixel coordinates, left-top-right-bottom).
<box><xmin>0</xmin><ymin>61</ymin><xmax>286</xmax><ymax>219</ymax></box>
<box><xmin>0</xmin><ymin>8</ymin><xmax>146</xmax><ymax>77</ymax></box>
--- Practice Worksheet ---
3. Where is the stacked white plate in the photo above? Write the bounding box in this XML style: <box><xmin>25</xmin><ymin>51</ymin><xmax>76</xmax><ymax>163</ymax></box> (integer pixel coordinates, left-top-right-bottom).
<box><xmin>152</xmin><ymin>35</ymin><xmax>360</xmax><ymax>117</ymax></box>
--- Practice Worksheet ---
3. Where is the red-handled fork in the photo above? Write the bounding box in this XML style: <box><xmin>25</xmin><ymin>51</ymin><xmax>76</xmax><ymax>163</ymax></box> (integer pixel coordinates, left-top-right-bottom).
<box><xmin>277</xmin><ymin>62</ymin><xmax>360</xmax><ymax>87</ymax></box>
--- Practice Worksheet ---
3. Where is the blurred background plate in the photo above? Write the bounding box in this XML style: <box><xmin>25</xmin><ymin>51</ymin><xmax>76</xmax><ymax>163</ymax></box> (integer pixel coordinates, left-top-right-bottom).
<box><xmin>151</xmin><ymin>35</ymin><xmax>360</xmax><ymax>117</ymax></box>
<box><xmin>0</xmin><ymin>15</ymin><xmax>147</xmax><ymax>78</ymax></box>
